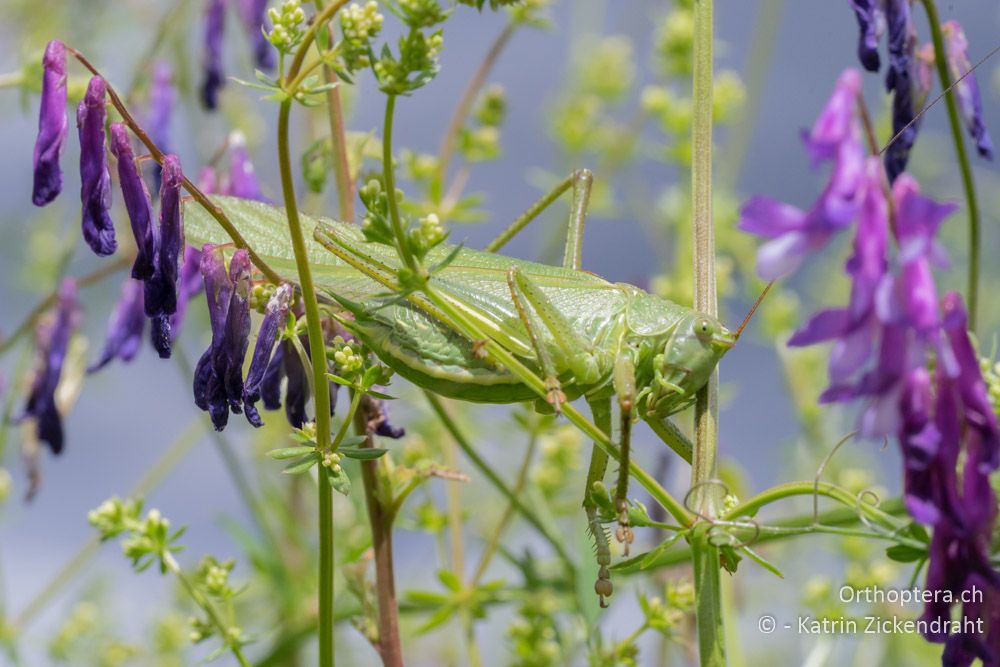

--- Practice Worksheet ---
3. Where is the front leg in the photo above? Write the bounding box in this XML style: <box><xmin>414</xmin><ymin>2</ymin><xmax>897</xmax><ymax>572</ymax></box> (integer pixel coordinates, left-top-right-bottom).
<box><xmin>613</xmin><ymin>353</ymin><xmax>636</xmax><ymax>556</ymax></box>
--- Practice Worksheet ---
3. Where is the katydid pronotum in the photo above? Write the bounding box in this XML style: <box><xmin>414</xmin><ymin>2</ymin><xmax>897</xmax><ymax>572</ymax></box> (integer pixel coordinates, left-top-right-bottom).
<box><xmin>186</xmin><ymin>169</ymin><xmax>767</xmax><ymax>606</ymax></box>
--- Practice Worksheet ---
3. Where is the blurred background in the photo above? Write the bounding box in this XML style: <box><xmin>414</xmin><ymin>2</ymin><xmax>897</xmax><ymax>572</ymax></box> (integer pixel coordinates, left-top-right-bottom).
<box><xmin>2</xmin><ymin>0</ymin><xmax>1000</xmax><ymax>665</ymax></box>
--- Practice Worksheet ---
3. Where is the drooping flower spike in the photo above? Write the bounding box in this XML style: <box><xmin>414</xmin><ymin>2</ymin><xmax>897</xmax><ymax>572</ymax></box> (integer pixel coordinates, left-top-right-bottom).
<box><xmin>109</xmin><ymin>123</ymin><xmax>157</xmax><ymax>280</ymax></box>
<box><xmin>942</xmin><ymin>20</ymin><xmax>994</xmax><ymax>160</ymax></box>
<box><xmin>146</xmin><ymin>154</ymin><xmax>185</xmax><ymax>358</ymax></box>
<box><xmin>243</xmin><ymin>283</ymin><xmax>293</xmax><ymax>426</ymax></box>
<box><xmin>201</xmin><ymin>0</ymin><xmax>227</xmax><ymax>110</ymax></box>
<box><xmin>77</xmin><ymin>76</ymin><xmax>117</xmax><ymax>256</ymax></box>
<box><xmin>738</xmin><ymin>69</ymin><xmax>865</xmax><ymax>280</ymax></box>
<box><xmin>22</xmin><ymin>280</ymin><xmax>80</xmax><ymax>454</ymax></box>
<box><xmin>88</xmin><ymin>280</ymin><xmax>146</xmax><ymax>374</ymax></box>
<box><xmin>32</xmin><ymin>40</ymin><xmax>68</xmax><ymax>207</ymax></box>
<box><xmin>848</xmin><ymin>1</ymin><xmax>882</xmax><ymax>72</ymax></box>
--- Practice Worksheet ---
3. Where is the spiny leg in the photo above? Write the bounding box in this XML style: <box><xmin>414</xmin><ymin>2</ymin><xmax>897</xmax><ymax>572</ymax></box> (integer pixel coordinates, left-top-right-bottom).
<box><xmin>585</xmin><ymin>396</ymin><xmax>613</xmax><ymax>608</ymax></box>
<box><xmin>485</xmin><ymin>169</ymin><xmax>594</xmax><ymax>272</ymax></box>
<box><xmin>644</xmin><ymin>413</ymin><xmax>695</xmax><ymax>465</ymax></box>
<box><xmin>613</xmin><ymin>353</ymin><xmax>637</xmax><ymax>556</ymax></box>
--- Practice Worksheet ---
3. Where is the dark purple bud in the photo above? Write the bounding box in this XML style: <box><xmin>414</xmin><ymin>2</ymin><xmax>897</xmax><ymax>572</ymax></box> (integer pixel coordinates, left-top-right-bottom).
<box><xmin>220</xmin><ymin>250</ymin><xmax>253</xmax><ymax>415</ymax></box>
<box><xmin>77</xmin><ymin>76</ymin><xmax>117</xmax><ymax>256</ymax></box>
<box><xmin>243</xmin><ymin>284</ymin><xmax>293</xmax><ymax>426</ymax></box>
<box><xmin>898</xmin><ymin>368</ymin><xmax>942</xmax><ymax>524</ymax></box>
<box><xmin>260</xmin><ymin>341</ymin><xmax>285</xmax><ymax>410</ymax></box>
<box><xmin>942</xmin><ymin>21</ymin><xmax>994</xmax><ymax>160</ymax></box>
<box><xmin>883</xmin><ymin>0</ymin><xmax>919</xmax><ymax>182</ymax></box>
<box><xmin>22</xmin><ymin>280</ymin><xmax>80</xmax><ymax>454</ymax></box>
<box><xmin>373</xmin><ymin>400</ymin><xmax>405</xmax><ymax>439</ymax></box>
<box><xmin>238</xmin><ymin>0</ymin><xmax>276</xmax><ymax>70</ymax></box>
<box><xmin>88</xmin><ymin>279</ymin><xmax>146</xmax><ymax>373</ymax></box>
<box><xmin>109</xmin><ymin>123</ymin><xmax>157</xmax><ymax>280</ymax></box>
<box><xmin>225</xmin><ymin>132</ymin><xmax>266</xmax><ymax>201</ymax></box>
<box><xmin>146</xmin><ymin>155</ymin><xmax>185</xmax><ymax>358</ymax></box>
<box><xmin>848</xmin><ymin>1</ymin><xmax>882</xmax><ymax>72</ymax></box>
<box><xmin>32</xmin><ymin>40</ymin><xmax>68</xmax><ymax>207</ymax></box>
<box><xmin>194</xmin><ymin>245</ymin><xmax>234</xmax><ymax>429</ymax></box>
<box><xmin>201</xmin><ymin>0</ymin><xmax>227</xmax><ymax>110</ymax></box>
<box><xmin>283</xmin><ymin>340</ymin><xmax>309</xmax><ymax>428</ymax></box>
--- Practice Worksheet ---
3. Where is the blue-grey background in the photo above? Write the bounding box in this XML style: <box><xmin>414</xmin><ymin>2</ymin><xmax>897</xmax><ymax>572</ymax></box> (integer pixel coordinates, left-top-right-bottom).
<box><xmin>2</xmin><ymin>0</ymin><xmax>1000</xmax><ymax>664</ymax></box>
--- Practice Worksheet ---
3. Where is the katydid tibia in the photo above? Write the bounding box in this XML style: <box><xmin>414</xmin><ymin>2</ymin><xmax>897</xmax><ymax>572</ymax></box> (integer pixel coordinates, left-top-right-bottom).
<box><xmin>185</xmin><ymin>169</ymin><xmax>766</xmax><ymax>607</ymax></box>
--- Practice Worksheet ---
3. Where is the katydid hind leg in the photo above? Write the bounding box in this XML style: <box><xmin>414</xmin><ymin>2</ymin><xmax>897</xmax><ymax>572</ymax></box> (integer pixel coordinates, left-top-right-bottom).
<box><xmin>506</xmin><ymin>267</ymin><xmax>566</xmax><ymax>412</ymax></box>
<box><xmin>584</xmin><ymin>397</ymin><xmax>613</xmax><ymax>607</ymax></box>
<box><xmin>484</xmin><ymin>169</ymin><xmax>593</xmax><ymax>272</ymax></box>
<box><xmin>612</xmin><ymin>354</ymin><xmax>637</xmax><ymax>556</ymax></box>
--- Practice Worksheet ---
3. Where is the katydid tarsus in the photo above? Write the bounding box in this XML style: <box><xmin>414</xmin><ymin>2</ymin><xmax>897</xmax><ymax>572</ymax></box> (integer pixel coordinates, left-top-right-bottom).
<box><xmin>185</xmin><ymin>169</ymin><xmax>767</xmax><ymax>606</ymax></box>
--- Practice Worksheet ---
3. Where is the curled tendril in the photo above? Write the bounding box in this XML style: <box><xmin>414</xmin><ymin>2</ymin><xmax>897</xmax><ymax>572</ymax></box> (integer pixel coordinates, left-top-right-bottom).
<box><xmin>682</xmin><ymin>478</ymin><xmax>731</xmax><ymax>523</ymax></box>
<box><xmin>680</xmin><ymin>479</ymin><xmax>764</xmax><ymax>550</ymax></box>
<box><xmin>812</xmin><ymin>431</ymin><xmax>857</xmax><ymax>524</ymax></box>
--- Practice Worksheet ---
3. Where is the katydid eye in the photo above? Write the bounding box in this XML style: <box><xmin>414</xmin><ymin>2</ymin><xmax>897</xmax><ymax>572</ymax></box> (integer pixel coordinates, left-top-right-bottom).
<box><xmin>696</xmin><ymin>318</ymin><xmax>715</xmax><ymax>341</ymax></box>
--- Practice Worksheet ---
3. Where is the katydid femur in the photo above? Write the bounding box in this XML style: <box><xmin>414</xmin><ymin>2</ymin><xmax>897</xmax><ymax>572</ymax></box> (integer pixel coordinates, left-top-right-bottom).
<box><xmin>187</xmin><ymin>169</ymin><xmax>767</xmax><ymax>607</ymax></box>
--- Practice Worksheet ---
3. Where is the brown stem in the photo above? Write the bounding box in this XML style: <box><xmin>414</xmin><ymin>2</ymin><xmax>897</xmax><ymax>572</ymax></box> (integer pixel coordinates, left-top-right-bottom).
<box><xmin>322</xmin><ymin>67</ymin><xmax>355</xmax><ymax>223</ymax></box>
<box><xmin>355</xmin><ymin>402</ymin><xmax>403</xmax><ymax>667</ymax></box>
<box><xmin>436</xmin><ymin>23</ymin><xmax>516</xmax><ymax>191</ymax></box>
<box><xmin>67</xmin><ymin>48</ymin><xmax>283</xmax><ymax>285</ymax></box>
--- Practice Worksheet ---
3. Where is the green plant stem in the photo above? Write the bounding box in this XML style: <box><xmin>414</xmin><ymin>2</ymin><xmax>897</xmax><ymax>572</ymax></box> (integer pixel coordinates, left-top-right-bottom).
<box><xmin>164</xmin><ymin>552</ymin><xmax>251</xmax><ymax>667</ymax></box>
<box><xmin>723</xmin><ymin>480</ymin><xmax>904</xmax><ymax>528</ymax></box>
<box><xmin>353</xmin><ymin>406</ymin><xmax>404</xmax><ymax>667</ymax></box>
<box><xmin>690</xmin><ymin>0</ymin><xmax>725</xmax><ymax>664</ymax></box>
<box><xmin>424</xmin><ymin>392</ymin><xmax>576</xmax><ymax>569</ymax></box>
<box><xmin>313</xmin><ymin>0</ymin><xmax>355</xmax><ymax>223</ymax></box>
<box><xmin>277</xmin><ymin>98</ymin><xmax>336</xmax><ymax>667</ymax></box>
<box><xmin>918</xmin><ymin>0</ymin><xmax>981</xmax><ymax>329</ymax></box>
<box><xmin>382</xmin><ymin>94</ymin><xmax>418</xmax><ymax>272</ymax></box>
<box><xmin>12</xmin><ymin>419</ymin><xmax>204</xmax><ymax>629</ymax></box>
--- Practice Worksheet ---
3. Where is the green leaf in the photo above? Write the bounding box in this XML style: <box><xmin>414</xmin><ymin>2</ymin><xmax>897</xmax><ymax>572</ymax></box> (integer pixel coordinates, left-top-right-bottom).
<box><xmin>636</xmin><ymin>532</ymin><xmax>685</xmax><ymax>570</ymax></box>
<box><xmin>283</xmin><ymin>457</ymin><xmax>319</xmax><ymax>475</ymax></box>
<box><xmin>886</xmin><ymin>544</ymin><xmax>927</xmax><ymax>563</ymax></box>
<box><xmin>326</xmin><ymin>373</ymin><xmax>357</xmax><ymax>388</ymax></box>
<box><xmin>338</xmin><ymin>446</ymin><xmax>388</xmax><ymax>460</ymax></box>
<box><xmin>267</xmin><ymin>446</ymin><xmax>317</xmax><ymax>460</ymax></box>
<box><xmin>741</xmin><ymin>546</ymin><xmax>784</xmax><ymax>578</ymax></box>
<box><xmin>437</xmin><ymin>570</ymin><xmax>462</xmax><ymax>592</ymax></box>
<box><xmin>365</xmin><ymin>390</ymin><xmax>396</xmax><ymax>401</ymax></box>
<box><xmin>327</xmin><ymin>466</ymin><xmax>352</xmax><ymax>496</ymax></box>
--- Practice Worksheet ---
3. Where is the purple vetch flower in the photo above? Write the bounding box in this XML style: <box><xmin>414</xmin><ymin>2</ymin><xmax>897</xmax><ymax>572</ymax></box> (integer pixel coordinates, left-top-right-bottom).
<box><xmin>225</xmin><ymin>132</ymin><xmax>266</xmax><ymax>201</ymax></box>
<box><xmin>22</xmin><ymin>280</ymin><xmax>80</xmax><ymax>454</ymax></box>
<box><xmin>788</xmin><ymin>157</ymin><xmax>887</xmax><ymax>383</ymax></box>
<box><xmin>77</xmin><ymin>76</ymin><xmax>117</xmax><ymax>256</ymax></box>
<box><xmin>882</xmin><ymin>0</ymin><xmax>920</xmax><ymax>182</ymax></box>
<box><xmin>197</xmin><ymin>166</ymin><xmax>219</xmax><ymax>194</ymax></box>
<box><xmin>942</xmin><ymin>21</ymin><xmax>994</xmax><ymax>160</ymax></box>
<box><xmin>260</xmin><ymin>336</ymin><xmax>338</xmax><ymax>429</ymax></box>
<box><xmin>201</xmin><ymin>0</ymin><xmax>227</xmax><ymax>110</ymax></box>
<box><xmin>147</xmin><ymin>62</ymin><xmax>175</xmax><ymax>155</ymax></box>
<box><xmin>373</xmin><ymin>400</ymin><xmax>405</xmax><ymax>439</ymax></box>
<box><xmin>32</xmin><ymin>40</ymin><xmax>68</xmax><ymax>207</ymax></box>
<box><xmin>848</xmin><ymin>1</ymin><xmax>883</xmax><ymax>72</ymax></box>
<box><xmin>193</xmin><ymin>247</ymin><xmax>256</xmax><ymax>430</ymax></box>
<box><xmin>260</xmin><ymin>341</ymin><xmax>285</xmax><ymax>411</ymax></box>
<box><xmin>243</xmin><ymin>284</ymin><xmax>293</xmax><ymax>426</ymax></box>
<box><xmin>739</xmin><ymin>69</ymin><xmax>866</xmax><ymax>280</ymax></box>
<box><xmin>109</xmin><ymin>123</ymin><xmax>157</xmax><ymax>280</ymax></box>
<box><xmin>88</xmin><ymin>280</ymin><xmax>146</xmax><ymax>373</ymax></box>
<box><xmin>238</xmin><ymin>0</ymin><xmax>276</xmax><ymax>70</ymax></box>
<box><xmin>146</xmin><ymin>155</ymin><xmax>185</xmax><ymax>358</ymax></box>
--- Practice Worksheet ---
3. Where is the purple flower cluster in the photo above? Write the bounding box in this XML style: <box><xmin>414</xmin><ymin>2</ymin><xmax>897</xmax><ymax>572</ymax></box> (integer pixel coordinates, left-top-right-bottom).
<box><xmin>21</xmin><ymin>280</ymin><xmax>80</xmax><ymax>454</ymax></box>
<box><xmin>740</xmin><ymin>69</ymin><xmax>1000</xmax><ymax>662</ymax></box>
<box><xmin>201</xmin><ymin>0</ymin><xmax>227</xmax><ymax>110</ymax></box>
<box><xmin>77</xmin><ymin>76</ymin><xmax>117</xmax><ymax>256</ymax></box>
<box><xmin>845</xmin><ymin>5</ymin><xmax>991</xmax><ymax>180</ymax></box>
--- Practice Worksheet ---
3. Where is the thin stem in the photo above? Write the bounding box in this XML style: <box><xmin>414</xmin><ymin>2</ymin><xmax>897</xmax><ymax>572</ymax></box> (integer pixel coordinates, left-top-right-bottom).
<box><xmin>286</xmin><ymin>0</ymin><xmax>351</xmax><ymax>84</ymax></box>
<box><xmin>444</xmin><ymin>426</ymin><xmax>466</xmax><ymax>577</ymax></box>
<box><xmin>470</xmin><ymin>432</ymin><xmax>538</xmax><ymax>586</ymax></box>
<box><xmin>436</xmin><ymin>22</ymin><xmax>516</xmax><ymax>193</ymax></box>
<box><xmin>67</xmin><ymin>49</ymin><xmax>283</xmax><ymax>285</ymax></box>
<box><xmin>690</xmin><ymin>0</ymin><xmax>725</xmax><ymax>664</ymax></box>
<box><xmin>0</xmin><ymin>71</ymin><xmax>24</xmax><ymax>89</ymax></box>
<box><xmin>313</xmin><ymin>0</ymin><xmax>355</xmax><ymax>223</ymax></box>
<box><xmin>485</xmin><ymin>173</ymin><xmax>575</xmax><ymax>253</ymax></box>
<box><xmin>0</xmin><ymin>255</ymin><xmax>131</xmax><ymax>357</ymax></box>
<box><xmin>276</xmin><ymin>98</ymin><xmax>336</xmax><ymax>667</ymax></box>
<box><xmin>918</xmin><ymin>0</ymin><xmax>981</xmax><ymax>329</ymax></box>
<box><xmin>353</xmin><ymin>406</ymin><xmax>404</xmax><ymax>667</ymax></box>
<box><xmin>13</xmin><ymin>418</ymin><xmax>204</xmax><ymax>629</ymax></box>
<box><xmin>424</xmin><ymin>392</ymin><xmax>576</xmax><ymax>569</ymax></box>
<box><xmin>382</xmin><ymin>95</ymin><xmax>418</xmax><ymax>272</ymax></box>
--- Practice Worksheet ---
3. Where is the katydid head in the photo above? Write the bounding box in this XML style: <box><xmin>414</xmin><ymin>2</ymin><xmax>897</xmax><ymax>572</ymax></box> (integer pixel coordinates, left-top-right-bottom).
<box><xmin>641</xmin><ymin>312</ymin><xmax>734</xmax><ymax>417</ymax></box>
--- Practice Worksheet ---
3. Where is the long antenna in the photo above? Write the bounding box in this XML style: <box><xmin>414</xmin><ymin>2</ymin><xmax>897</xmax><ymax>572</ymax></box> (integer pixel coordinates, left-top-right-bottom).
<box><xmin>735</xmin><ymin>280</ymin><xmax>774</xmax><ymax>339</ymax></box>
<box><xmin>881</xmin><ymin>41</ymin><xmax>1000</xmax><ymax>155</ymax></box>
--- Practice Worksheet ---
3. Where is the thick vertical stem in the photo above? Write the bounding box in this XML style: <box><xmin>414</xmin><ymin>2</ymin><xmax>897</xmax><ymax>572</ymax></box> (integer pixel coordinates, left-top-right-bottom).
<box><xmin>919</xmin><ymin>0</ymin><xmax>981</xmax><ymax>329</ymax></box>
<box><xmin>277</xmin><ymin>99</ymin><xmax>336</xmax><ymax>667</ymax></box>
<box><xmin>354</xmin><ymin>409</ymin><xmax>404</xmax><ymax>667</ymax></box>
<box><xmin>690</xmin><ymin>1</ymin><xmax>726</xmax><ymax>665</ymax></box>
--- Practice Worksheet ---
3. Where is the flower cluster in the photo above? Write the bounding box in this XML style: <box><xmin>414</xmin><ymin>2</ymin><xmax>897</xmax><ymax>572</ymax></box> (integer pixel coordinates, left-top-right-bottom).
<box><xmin>339</xmin><ymin>1</ymin><xmax>384</xmax><ymax>71</ymax></box>
<box><xmin>846</xmin><ymin>5</ymin><xmax>991</xmax><ymax>179</ymax></box>
<box><xmin>267</xmin><ymin>0</ymin><xmax>307</xmax><ymax>53</ymax></box>
<box><xmin>740</xmin><ymin>68</ymin><xmax>1000</xmax><ymax>661</ymax></box>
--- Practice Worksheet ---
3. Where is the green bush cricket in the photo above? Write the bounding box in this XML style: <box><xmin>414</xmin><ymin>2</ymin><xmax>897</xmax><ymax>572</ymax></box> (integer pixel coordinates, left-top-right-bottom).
<box><xmin>185</xmin><ymin>170</ymin><xmax>768</xmax><ymax>605</ymax></box>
